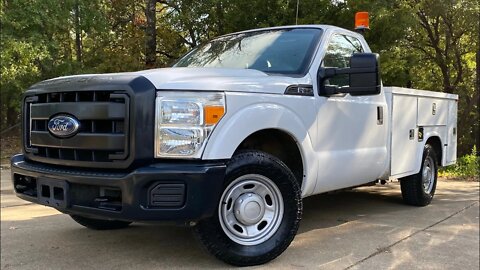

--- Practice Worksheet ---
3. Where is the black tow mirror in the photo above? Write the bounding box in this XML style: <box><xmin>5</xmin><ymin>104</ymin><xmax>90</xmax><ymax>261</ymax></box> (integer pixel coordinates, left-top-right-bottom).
<box><xmin>318</xmin><ymin>53</ymin><xmax>381</xmax><ymax>96</ymax></box>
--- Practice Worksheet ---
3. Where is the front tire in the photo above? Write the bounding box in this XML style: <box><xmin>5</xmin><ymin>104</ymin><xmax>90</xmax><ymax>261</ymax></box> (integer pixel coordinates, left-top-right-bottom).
<box><xmin>70</xmin><ymin>215</ymin><xmax>132</xmax><ymax>230</ymax></box>
<box><xmin>195</xmin><ymin>151</ymin><xmax>302</xmax><ymax>266</ymax></box>
<box><xmin>400</xmin><ymin>144</ymin><xmax>438</xmax><ymax>206</ymax></box>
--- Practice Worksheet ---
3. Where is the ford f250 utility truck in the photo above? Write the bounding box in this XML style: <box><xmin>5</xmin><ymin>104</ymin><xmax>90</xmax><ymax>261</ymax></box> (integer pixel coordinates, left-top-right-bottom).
<box><xmin>11</xmin><ymin>24</ymin><xmax>458</xmax><ymax>266</ymax></box>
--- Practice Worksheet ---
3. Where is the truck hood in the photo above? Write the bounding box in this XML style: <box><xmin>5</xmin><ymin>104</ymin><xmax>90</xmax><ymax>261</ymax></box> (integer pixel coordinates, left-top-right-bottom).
<box><xmin>35</xmin><ymin>67</ymin><xmax>311</xmax><ymax>95</ymax></box>
<box><xmin>138</xmin><ymin>67</ymin><xmax>310</xmax><ymax>94</ymax></box>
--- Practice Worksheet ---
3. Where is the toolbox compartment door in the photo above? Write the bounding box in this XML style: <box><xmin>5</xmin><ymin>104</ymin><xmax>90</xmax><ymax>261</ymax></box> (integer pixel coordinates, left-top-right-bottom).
<box><xmin>417</xmin><ymin>97</ymin><xmax>448</xmax><ymax>126</ymax></box>
<box><xmin>445</xmin><ymin>100</ymin><xmax>457</xmax><ymax>165</ymax></box>
<box><xmin>391</xmin><ymin>95</ymin><xmax>419</xmax><ymax>176</ymax></box>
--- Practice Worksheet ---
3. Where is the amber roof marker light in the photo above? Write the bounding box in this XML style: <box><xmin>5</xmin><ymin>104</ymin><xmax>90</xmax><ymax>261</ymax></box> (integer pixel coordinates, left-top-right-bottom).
<box><xmin>355</xmin><ymin>11</ymin><xmax>370</xmax><ymax>35</ymax></box>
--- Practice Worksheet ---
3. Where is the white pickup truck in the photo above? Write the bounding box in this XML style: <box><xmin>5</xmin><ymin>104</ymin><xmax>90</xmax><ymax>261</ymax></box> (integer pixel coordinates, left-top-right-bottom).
<box><xmin>11</xmin><ymin>25</ymin><xmax>458</xmax><ymax>266</ymax></box>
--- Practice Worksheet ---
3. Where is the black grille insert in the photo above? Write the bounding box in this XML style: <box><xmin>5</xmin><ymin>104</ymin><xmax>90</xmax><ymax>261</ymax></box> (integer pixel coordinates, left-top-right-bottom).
<box><xmin>37</xmin><ymin>91</ymin><xmax>113</xmax><ymax>103</ymax></box>
<box><xmin>24</xmin><ymin>91</ymin><xmax>130</xmax><ymax>166</ymax></box>
<box><xmin>31</xmin><ymin>119</ymin><xmax>125</xmax><ymax>134</ymax></box>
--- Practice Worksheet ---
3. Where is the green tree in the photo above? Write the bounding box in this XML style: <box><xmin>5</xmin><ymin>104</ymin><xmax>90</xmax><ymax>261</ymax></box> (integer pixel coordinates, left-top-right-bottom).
<box><xmin>1</xmin><ymin>0</ymin><xmax>478</xmax><ymax>157</ymax></box>
<box><xmin>403</xmin><ymin>0</ymin><xmax>479</xmax><ymax>155</ymax></box>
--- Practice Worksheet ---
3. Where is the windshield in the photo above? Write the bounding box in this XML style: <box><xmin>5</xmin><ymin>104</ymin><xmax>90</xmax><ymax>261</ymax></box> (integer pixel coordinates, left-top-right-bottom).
<box><xmin>174</xmin><ymin>28</ymin><xmax>322</xmax><ymax>75</ymax></box>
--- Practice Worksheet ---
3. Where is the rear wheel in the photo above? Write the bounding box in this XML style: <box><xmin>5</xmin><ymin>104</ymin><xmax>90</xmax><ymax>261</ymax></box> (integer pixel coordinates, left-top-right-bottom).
<box><xmin>195</xmin><ymin>150</ymin><xmax>302</xmax><ymax>266</ymax></box>
<box><xmin>400</xmin><ymin>144</ymin><xmax>438</xmax><ymax>206</ymax></box>
<box><xmin>70</xmin><ymin>215</ymin><xmax>132</xmax><ymax>230</ymax></box>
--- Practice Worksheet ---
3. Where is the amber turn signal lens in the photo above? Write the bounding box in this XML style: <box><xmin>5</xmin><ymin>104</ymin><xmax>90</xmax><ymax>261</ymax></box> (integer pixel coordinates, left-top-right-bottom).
<box><xmin>355</xmin><ymin>12</ymin><xmax>370</xmax><ymax>30</ymax></box>
<box><xmin>204</xmin><ymin>106</ymin><xmax>225</xmax><ymax>125</ymax></box>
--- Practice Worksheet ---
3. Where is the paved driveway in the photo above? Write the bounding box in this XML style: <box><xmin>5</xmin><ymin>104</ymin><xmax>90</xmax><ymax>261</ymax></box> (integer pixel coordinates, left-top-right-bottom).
<box><xmin>1</xmin><ymin>168</ymin><xmax>478</xmax><ymax>269</ymax></box>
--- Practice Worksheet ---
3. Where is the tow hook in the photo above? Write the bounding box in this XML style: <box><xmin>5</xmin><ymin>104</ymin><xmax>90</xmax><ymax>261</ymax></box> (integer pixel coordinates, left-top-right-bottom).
<box><xmin>94</xmin><ymin>196</ymin><xmax>122</xmax><ymax>211</ymax></box>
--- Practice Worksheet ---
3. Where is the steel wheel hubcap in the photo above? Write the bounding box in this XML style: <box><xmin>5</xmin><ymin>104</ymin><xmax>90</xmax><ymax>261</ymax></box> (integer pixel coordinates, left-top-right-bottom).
<box><xmin>422</xmin><ymin>156</ymin><xmax>435</xmax><ymax>193</ymax></box>
<box><xmin>219</xmin><ymin>174</ymin><xmax>284</xmax><ymax>246</ymax></box>
<box><xmin>234</xmin><ymin>193</ymin><xmax>265</xmax><ymax>225</ymax></box>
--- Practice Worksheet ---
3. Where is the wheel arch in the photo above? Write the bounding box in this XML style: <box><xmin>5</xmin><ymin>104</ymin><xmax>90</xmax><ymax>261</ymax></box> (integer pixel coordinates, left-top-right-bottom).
<box><xmin>202</xmin><ymin>103</ymin><xmax>317</xmax><ymax>197</ymax></box>
<box><xmin>425</xmin><ymin>136</ymin><xmax>443</xmax><ymax>166</ymax></box>
<box><xmin>233</xmin><ymin>129</ymin><xmax>304</xmax><ymax>188</ymax></box>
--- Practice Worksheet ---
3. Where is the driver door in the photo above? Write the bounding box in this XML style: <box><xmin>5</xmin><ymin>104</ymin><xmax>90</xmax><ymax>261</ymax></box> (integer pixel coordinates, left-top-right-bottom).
<box><xmin>314</xmin><ymin>33</ymin><xmax>388</xmax><ymax>193</ymax></box>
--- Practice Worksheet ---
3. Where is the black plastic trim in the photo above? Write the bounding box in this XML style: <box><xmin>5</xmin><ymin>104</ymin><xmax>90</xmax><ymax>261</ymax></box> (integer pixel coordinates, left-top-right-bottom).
<box><xmin>22</xmin><ymin>74</ymin><xmax>156</xmax><ymax>169</ymax></box>
<box><xmin>30</xmin><ymin>131</ymin><xmax>125</xmax><ymax>150</ymax></box>
<box><xmin>30</xmin><ymin>102</ymin><xmax>125</xmax><ymax>120</ymax></box>
<box><xmin>149</xmin><ymin>183</ymin><xmax>186</xmax><ymax>208</ymax></box>
<box><xmin>11</xmin><ymin>154</ymin><xmax>226</xmax><ymax>223</ymax></box>
<box><xmin>284</xmin><ymin>84</ymin><xmax>314</xmax><ymax>96</ymax></box>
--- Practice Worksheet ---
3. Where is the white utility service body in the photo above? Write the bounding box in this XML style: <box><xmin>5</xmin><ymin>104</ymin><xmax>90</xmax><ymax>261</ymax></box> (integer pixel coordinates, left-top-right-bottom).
<box><xmin>12</xmin><ymin>24</ymin><xmax>458</xmax><ymax>266</ymax></box>
<box><xmin>385</xmin><ymin>87</ymin><xmax>458</xmax><ymax>177</ymax></box>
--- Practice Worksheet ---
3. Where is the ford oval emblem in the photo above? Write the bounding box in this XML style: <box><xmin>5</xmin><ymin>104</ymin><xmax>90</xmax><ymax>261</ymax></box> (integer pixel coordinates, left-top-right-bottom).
<box><xmin>48</xmin><ymin>115</ymin><xmax>80</xmax><ymax>138</ymax></box>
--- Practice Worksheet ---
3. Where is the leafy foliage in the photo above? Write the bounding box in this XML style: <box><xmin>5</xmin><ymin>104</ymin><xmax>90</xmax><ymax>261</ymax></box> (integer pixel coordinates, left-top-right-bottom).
<box><xmin>440</xmin><ymin>146</ymin><xmax>480</xmax><ymax>179</ymax></box>
<box><xmin>0</xmin><ymin>0</ymin><xmax>478</xmax><ymax>159</ymax></box>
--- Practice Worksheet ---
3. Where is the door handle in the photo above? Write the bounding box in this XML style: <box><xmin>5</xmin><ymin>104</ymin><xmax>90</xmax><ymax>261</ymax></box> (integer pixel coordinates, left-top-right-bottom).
<box><xmin>377</xmin><ymin>106</ymin><xmax>383</xmax><ymax>125</ymax></box>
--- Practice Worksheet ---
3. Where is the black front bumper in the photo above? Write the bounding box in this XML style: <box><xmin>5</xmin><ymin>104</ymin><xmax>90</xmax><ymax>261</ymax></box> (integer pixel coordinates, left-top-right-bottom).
<box><xmin>11</xmin><ymin>155</ymin><xmax>226</xmax><ymax>223</ymax></box>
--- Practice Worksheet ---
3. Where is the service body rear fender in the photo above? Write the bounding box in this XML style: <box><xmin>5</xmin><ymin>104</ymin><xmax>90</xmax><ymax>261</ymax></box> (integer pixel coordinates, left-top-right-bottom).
<box><xmin>202</xmin><ymin>92</ymin><xmax>318</xmax><ymax>197</ymax></box>
<box><xmin>419</xmin><ymin>128</ymin><xmax>445</xmax><ymax>166</ymax></box>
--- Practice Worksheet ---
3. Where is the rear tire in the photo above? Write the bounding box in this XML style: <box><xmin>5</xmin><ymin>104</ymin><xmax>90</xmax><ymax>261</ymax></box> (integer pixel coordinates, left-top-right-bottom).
<box><xmin>70</xmin><ymin>215</ymin><xmax>132</xmax><ymax>230</ymax></box>
<box><xmin>400</xmin><ymin>144</ymin><xmax>438</xmax><ymax>206</ymax></box>
<box><xmin>194</xmin><ymin>150</ymin><xmax>302</xmax><ymax>266</ymax></box>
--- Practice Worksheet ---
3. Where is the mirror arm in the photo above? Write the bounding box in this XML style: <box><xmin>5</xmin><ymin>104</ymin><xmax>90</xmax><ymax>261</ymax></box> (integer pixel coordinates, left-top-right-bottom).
<box><xmin>324</xmin><ymin>85</ymin><xmax>339</xmax><ymax>95</ymax></box>
<box><xmin>325</xmin><ymin>66</ymin><xmax>377</xmax><ymax>77</ymax></box>
<box><xmin>336</xmin><ymin>85</ymin><xmax>381</xmax><ymax>94</ymax></box>
<box><xmin>323</xmin><ymin>85</ymin><xmax>381</xmax><ymax>96</ymax></box>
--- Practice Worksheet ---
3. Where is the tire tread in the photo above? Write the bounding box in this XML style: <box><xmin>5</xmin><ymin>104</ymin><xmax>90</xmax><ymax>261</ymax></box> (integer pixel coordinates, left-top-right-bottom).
<box><xmin>194</xmin><ymin>150</ymin><xmax>302</xmax><ymax>266</ymax></box>
<box><xmin>400</xmin><ymin>144</ymin><xmax>438</xmax><ymax>207</ymax></box>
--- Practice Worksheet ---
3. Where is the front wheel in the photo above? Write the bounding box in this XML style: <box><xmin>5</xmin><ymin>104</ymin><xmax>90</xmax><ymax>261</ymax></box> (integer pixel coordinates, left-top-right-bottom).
<box><xmin>400</xmin><ymin>144</ymin><xmax>438</xmax><ymax>206</ymax></box>
<box><xmin>195</xmin><ymin>151</ymin><xmax>302</xmax><ymax>266</ymax></box>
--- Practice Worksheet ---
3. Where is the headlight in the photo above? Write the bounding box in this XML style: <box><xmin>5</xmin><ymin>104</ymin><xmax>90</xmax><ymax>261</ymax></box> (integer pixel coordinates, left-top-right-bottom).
<box><xmin>155</xmin><ymin>92</ymin><xmax>225</xmax><ymax>158</ymax></box>
<box><xmin>160</xmin><ymin>101</ymin><xmax>202</xmax><ymax>125</ymax></box>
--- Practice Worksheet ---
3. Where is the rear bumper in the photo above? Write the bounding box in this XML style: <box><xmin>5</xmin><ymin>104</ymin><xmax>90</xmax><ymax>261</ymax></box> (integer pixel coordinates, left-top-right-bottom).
<box><xmin>11</xmin><ymin>154</ymin><xmax>226</xmax><ymax>224</ymax></box>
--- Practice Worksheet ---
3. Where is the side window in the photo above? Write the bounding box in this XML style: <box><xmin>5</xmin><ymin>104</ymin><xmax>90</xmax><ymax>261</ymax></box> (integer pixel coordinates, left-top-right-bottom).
<box><xmin>322</xmin><ymin>34</ymin><xmax>364</xmax><ymax>87</ymax></box>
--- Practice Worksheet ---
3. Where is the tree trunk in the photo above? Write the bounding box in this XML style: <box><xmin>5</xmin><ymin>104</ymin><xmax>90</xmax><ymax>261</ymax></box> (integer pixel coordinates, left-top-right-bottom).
<box><xmin>6</xmin><ymin>106</ymin><xmax>18</xmax><ymax>128</ymax></box>
<box><xmin>476</xmin><ymin>11</ymin><xmax>480</xmax><ymax>155</ymax></box>
<box><xmin>216</xmin><ymin>2</ymin><xmax>225</xmax><ymax>35</ymax></box>
<box><xmin>74</xmin><ymin>0</ymin><xmax>82</xmax><ymax>63</ymax></box>
<box><xmin>145</xmin><ymin>0</ymin><xmax>157</xmax><ymax>68</ymax></box>
<box><xmin>187</xmin><ymin>26</ymin><xmax>197</xmax><ymax>48</ymax></box>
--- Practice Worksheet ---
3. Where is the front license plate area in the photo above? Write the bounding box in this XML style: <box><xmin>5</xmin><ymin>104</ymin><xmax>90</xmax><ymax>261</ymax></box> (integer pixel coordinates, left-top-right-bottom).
<box><xmin>37</xmin><ymin>178</ymin><xmax>69</xmax><ymax>209</ymax></box>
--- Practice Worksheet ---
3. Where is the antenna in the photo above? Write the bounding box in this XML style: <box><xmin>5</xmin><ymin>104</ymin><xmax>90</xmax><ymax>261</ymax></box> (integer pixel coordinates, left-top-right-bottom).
<box><xmin>295</xmin><ymin>0</ymin><xmax>299</xmax><ymax>25</ymax></box>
